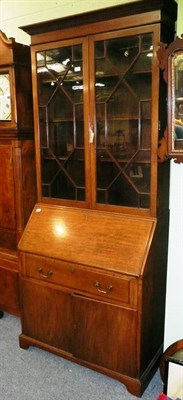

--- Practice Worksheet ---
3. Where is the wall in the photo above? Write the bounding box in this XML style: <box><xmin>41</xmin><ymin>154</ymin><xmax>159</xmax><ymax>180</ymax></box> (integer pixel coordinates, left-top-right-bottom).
<box><xmin>0</xmin><ymin>0</ymin><xmax>182</xmax><ymax>349</ymax></box>
<box><xmin>0</xmin><ymin>0</ymin><xmax>137</xmax><ymax>44</ymax></box>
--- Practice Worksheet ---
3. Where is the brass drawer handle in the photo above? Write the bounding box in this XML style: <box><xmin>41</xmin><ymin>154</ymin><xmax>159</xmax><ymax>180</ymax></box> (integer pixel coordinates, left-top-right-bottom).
<box><xmin>95</xmin><ymin>281</ymin><xmax>113</xmax><ymax>294</ymax></box>
<box><xmin>37</xmin><ymin>267</ymin><xmax>53</xmax><ymax>279</ymax></box>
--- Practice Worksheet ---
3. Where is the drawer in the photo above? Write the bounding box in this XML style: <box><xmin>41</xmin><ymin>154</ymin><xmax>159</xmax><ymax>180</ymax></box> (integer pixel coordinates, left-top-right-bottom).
<box><xmin>23</xmin><ymin>253</ymin><xmax>138</xmax><ymax>306</ymax></box>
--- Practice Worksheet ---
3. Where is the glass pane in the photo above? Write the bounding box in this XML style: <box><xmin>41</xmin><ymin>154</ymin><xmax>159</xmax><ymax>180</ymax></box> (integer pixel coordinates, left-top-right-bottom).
<box><xmin>36</xmin><ymin>43</ymin><xmax>85</xmax><ymax>201</ymax></box>
<box><xmin>0</xmin><ymin>73</ymin><xmax>11</xmax><ymax>121</ymax></box>
<box><xmin>95</xmin><ymin>33</ymin><xmax>152</xmax><ymax>209</ymax></box>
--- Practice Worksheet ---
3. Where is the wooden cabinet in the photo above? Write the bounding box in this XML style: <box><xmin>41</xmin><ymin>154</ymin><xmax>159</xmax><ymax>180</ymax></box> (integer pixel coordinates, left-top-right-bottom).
<box><xmin>18</xmin><ymin>0</ymin><xmax>177</xmax><ymax>396</ymax></box>
<box><xmin>19</xmin><ymin>203</ymin><xmax>168</xmax><ymax>396</ymax></box>
<box><xmin>0</xmin><ymin>31</ymin><xmax>36</xmax><ymax>315</ymax></box>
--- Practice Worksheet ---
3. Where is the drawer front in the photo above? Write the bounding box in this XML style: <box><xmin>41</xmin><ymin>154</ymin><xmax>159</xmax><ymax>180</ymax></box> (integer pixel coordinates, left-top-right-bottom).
<box><xmin>23</xmin><ymin>253</ymin><xmax>137</xmax><ymax>306</ymax></box>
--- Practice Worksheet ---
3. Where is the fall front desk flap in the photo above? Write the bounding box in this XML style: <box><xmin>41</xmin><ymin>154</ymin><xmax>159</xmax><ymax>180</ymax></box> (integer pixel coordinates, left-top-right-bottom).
<box><xmin>18</xmin><ymin>204</ymin><xmax>156</xmax><ymax>277</ymax></box>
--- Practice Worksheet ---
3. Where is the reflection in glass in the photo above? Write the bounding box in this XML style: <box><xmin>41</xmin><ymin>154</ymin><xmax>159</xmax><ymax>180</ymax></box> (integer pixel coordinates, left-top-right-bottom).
<box><xmin>173</xmin><ymin>52</ymin><xmax>183</xmax><ymax>151</ymax></box>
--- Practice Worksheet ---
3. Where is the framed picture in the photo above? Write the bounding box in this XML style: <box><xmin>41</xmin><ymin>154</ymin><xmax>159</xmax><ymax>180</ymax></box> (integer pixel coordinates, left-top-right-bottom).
<box><xmin>165</xmin><ymin>355</ymin><xmax>183</xmax><ymax>399</ymax></box>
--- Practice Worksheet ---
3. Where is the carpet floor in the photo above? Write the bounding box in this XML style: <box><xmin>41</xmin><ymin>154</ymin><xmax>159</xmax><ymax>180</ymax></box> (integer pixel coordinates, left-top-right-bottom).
<box><xmin>0</xmin><ymin>312</ymin><xmax>163</xmax><ymax>399</ymax></box>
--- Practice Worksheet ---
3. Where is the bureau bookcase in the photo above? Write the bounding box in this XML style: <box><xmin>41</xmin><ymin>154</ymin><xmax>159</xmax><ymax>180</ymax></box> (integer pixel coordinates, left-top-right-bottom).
<box><xmin>18</xmin><ymin>0</ymin><xmax>177</xmax><ymax>396</ymax></box>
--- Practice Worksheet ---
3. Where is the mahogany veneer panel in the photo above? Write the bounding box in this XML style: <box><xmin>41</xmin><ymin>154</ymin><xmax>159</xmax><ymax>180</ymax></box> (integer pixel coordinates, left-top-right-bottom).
<box><xmin>0</xmin><ymin>248</ymin><xmax>20</xmax><ymax>315</ymax></box>
<box><xmin>18</xmin><ymin>204</ymin><xmax>156</xmax><ymax>276</ymax></box>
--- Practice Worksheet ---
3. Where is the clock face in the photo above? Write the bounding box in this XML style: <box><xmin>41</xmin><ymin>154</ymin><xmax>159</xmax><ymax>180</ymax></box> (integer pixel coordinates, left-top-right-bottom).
<box><xmin>0</xmin><ymin>73</ymin><xmax>12</xmax><ymax>121</ymax></box>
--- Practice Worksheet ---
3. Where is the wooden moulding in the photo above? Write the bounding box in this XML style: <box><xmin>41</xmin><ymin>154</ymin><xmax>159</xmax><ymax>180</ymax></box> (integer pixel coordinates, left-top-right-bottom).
<box><xmin>20</xmin><ymin>0</ymin><xmax>177</xmax><ymax>38</ymax></box>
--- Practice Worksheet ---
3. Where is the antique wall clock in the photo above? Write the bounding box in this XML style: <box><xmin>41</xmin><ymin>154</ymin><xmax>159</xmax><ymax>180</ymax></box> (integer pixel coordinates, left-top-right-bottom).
<box><xmin>0</xmin><ymin>30</ymin><xmax>34</xmax><ymax>134</ymax></box>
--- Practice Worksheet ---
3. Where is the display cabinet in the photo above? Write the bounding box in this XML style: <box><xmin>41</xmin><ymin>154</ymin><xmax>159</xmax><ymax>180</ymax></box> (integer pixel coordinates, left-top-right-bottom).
<box><xmin>18</xmin><ymin>0</ymin><xmax>177</xmax><ymax>396</ymax></box>
<box><xmin>0</xmin><ymin>31</ymin><xmax>36</xmax><ymax>315</ymax></box>
<box><xmin>34</xmin><ymin>32</ymin><xmax>154</xmax><ymax>211</ymax></box>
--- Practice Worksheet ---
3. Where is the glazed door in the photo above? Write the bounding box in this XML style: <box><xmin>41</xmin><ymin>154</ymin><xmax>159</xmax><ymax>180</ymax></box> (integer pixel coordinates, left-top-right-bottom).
<box><xmin>72</xmin><ymin>294</ymin><xmax>138</xmax><ymax>377</ymax></box>
<box><xmin>89</xmin><ymin>26</ymin><xmax>159</xmax><ymax>215</ymax></box>
<box><xmin>33</xmin><ymin>26</ymin><xmax>159</xmax><ymax>215</ymax></box>
<box><xmin>33</xmin><ymin>37</ymin><xmax>91</xmax><ymax>207</ymax></box>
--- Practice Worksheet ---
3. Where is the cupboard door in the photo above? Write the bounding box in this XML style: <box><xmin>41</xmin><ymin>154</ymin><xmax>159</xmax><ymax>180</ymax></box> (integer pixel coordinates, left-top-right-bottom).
<box><xmin>0</xmin><ymin>265</ymin><xmax>19</xmax><ymax>312</ymax></box>
<box><xmin>90</xmin><ymin>30</ymin><xmax>155</xmax><ymax>211</ymax></box>
<box><xmin>0</xmin><ymin>143</ymin><xmax>16</xmax><ymax>229</ymax></box>
<box><xmin>21</xmin><ymin>279</ymin><xmax>73</xmax><ymax>353</ymax></box>
<box><xmin>35</xmin><ymin>38</ymin><xmax>90</xmax><ymax>206</ymax></box>
<box><xmin>73</xmin><ymin>294</ymin><xmax>138</xmax><ymax>377</ymax></box>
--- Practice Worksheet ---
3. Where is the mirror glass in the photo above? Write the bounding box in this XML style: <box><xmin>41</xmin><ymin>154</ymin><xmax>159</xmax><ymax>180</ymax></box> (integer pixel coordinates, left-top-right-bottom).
<box><xmin>172</xmin><ymin>52</ymin><xmax>183</xmax><ymax>152</ymax></box>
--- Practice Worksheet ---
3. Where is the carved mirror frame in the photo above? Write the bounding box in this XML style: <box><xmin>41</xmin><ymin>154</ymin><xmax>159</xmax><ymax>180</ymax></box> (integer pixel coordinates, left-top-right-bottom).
<box><xmin>158</xmin><ymin>35</ymin><xmax>183</xmax><ymax>163</ymax></box>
